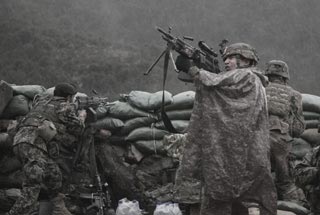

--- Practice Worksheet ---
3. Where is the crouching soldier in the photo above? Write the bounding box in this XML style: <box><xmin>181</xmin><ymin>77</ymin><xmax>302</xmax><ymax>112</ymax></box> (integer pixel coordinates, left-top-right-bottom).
<box><xmin>295</xmin><ymin>146</ymin><xmax>320</xmax><ymax>214</ymax></box>
<box><xmin>6</xmin><ymin>83</ymin><xmax>84</xmax><ymax>215</ymax></box>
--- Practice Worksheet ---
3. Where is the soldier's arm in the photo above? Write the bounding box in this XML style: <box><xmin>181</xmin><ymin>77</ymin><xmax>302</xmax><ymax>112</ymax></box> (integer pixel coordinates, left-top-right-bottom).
<box><xmin>295</xmin><ymin>148</ymin><xmax>320</xmax><ymax>187</ymax></box>
<box><xmin>56</xmin><ymin>103</ymin><xmax>84</xmax><ymax>135</ymax></box>
<box><xmin>294</xmin><ymin>93</ymin><xmax>305</xmax><ymax>127</ymax></box>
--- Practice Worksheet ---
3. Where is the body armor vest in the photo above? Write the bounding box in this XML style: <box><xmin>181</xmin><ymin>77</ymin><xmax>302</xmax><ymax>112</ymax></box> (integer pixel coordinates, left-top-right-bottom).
<box><xmin>266</xmin><ymin>82</ymin><xmax>292</xmax><ymax>119</ymax></box>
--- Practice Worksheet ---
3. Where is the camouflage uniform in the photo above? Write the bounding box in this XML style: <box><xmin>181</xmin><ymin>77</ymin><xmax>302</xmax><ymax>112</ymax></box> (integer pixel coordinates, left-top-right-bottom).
<box><xmin>265</xmin><ymin>60</ymin><xmax>305</xmax><ymax>202</ymax></box>
<box><xmin>8</xmin><ymin>93</ymin><xmax>83</xmax><ymax>215</ymax></box>
<box><xmin>174</xmin><ymin>43</ymin><xmax>277</xmax><ymax>215</ymax></box>
<box><xmin>295</xmin><ymin>146</ymin><xmax>320</xmax><ymax>214</ymax></box>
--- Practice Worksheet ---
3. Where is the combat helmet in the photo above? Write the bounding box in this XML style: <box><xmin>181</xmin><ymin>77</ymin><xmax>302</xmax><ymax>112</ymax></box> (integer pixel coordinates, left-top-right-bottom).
<box><xmin>54</xmin><ymin>83</ymin><xmax>77</xmax><ymax>97</ymax></box>
<box><xmin>222</xmin><ymin>43</ymin><xmax>259</xmax><ymax>63</ymax></box>
<box><xmin>265</xmin><ymin>60</ymin><xmax>290</xmax><ymax>80</ymax></box>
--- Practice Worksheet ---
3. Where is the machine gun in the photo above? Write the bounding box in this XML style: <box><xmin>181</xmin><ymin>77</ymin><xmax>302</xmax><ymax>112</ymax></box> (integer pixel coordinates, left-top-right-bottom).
<box><xmin>144</xmin><ymin>26</ymin><xmax>221</xmax><ymax>82</ymax></box>
<box><xmin>75</xmin><ymin>96</ymin><xmax>109</xmax><ymax>111</ymax></box>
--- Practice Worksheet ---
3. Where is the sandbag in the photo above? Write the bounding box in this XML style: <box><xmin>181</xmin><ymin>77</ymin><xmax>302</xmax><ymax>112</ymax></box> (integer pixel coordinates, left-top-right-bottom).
<box><xmin>44</xmin><ymin>87</ymin><xmax>55</xmax><ymax>95</ymax></box>
<box><xmin>0</xmin><ymin>155</ymin><xmax>22</xmax><ymax>174</ymax></box>
<box><xmin>120</xmin><ymin>116</ymin><xmax>157</xmax><ymax>135</ymax></box>
<box><xmin>0</xmin><ymin>81</ymin><xmax>13</xmax><ymax>115</ymax></box>
<box><xmin>126</xmin><ymin>127</ymin><xmax>170</xmax><ymax>142</ymax></box>
<box><xmin>108</xmin><ymin>101</ymin><xmax>156</xmax><ymax>120</ymax></box>
<box><xmin>90</xmin><ymin>117</ymin><xmax>124</xmax><ymax>132</ymax></box>
<box><xmin>116</xmin><ymin>198</ymin><xmax>142</xmax><ymax>215</ymax></box>
<box><xmin>127</xmin><ymin>91</ymin><xmax>173</xmax><ymax>111</ymax></box>
<box><xmin>133</xmin><ymin>140</ymin><xmax>165</xmax><ymax>155</ymax></box>
<box><xmin>302</xmin><ymin>94</ymin><xmax>320</xmax><ymax>113</ymax></box>
<box><xmin>277</xmin><ymin>210</ymin><xmax>296</xmax><ymax>215</ymax></box>
<box><xmin>96</xmin><ymin>106</ymin><xmax>109</xmax><ymax>119</ymax></box>
<box><xmin>303</xmin><ymin>111</ymin><xmax>320</xmax><ymax>120</ymax></box>
<box><xmin>305</xmin><ymin>120</ymin><xmax>319</xmax><ymax>129</ymax></box>
<box><xmin>107</xmin><ymin>135</ymin><xmax>127</xmax><ymax>147</ymax></box>
<box><xmin>12</xmin><ymin>85</ymin><xmax>46</xmax><ymax>99</ymax></box>
<box><xmin>165</xmin><ymin>91</ymin><xmax>195</xmax><ymax>111</ymax></box>
<box><xmin>290</xmin><ymin>138</ymin><xmax>312</xmax><ymax>159</ymax></box>
<box><xmin>155</xmin><ymin>120</ymin><xmax>189</xmax><ymax>133</ymax></box>
<box><xmin>277</xmin><ymin>200</ymin><xmax>309</xmax><ymax>215</ymax></box>
<box><xmin>300</xmin><ymin>129</ymin><xmax>320</xmax><ymax>147</ymax></box>
<box><xmin>153</xmin><ymin>202</ymin><xmax>182</xmax><ymax>215</ymax></box>
<box><xmin>165</xmin><ymin>109</ymin><xmax>193</xmax><ymax>120</ymax></box>
<box><xmin>1</xmin><ymin>95</ymin><xmax>30</xmax><ymax>119</ymax></box>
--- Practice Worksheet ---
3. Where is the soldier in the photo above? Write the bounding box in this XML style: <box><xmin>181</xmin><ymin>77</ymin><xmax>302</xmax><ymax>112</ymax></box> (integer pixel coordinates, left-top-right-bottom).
<box><xmin>295</xmin><ymin>146</ymin><xmax>320</xmax><ymax>214</ymax></box>
<box><xmin>264</xmin><ymin>60</ymin><xmax>306</xmax><ymax>203</ymax></box>
<box><xmin>173</xmin><ymin>43</ymin><xmax>277</xmax><ymax>215</ymax></box>
<box><xmin>6</xmin><ymin>83</ymin><xmax>84</xmax><ymax>215</ymax></box>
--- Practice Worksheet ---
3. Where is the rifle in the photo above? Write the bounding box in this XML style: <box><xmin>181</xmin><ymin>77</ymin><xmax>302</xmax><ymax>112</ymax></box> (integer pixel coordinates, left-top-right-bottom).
<box><xmin>79</xmin><ymin>180</ymin><xmax>115</xmax><ymax>215</ymax></box>
<box><xmin>86</xmin><ymin>127</ymin><xmax>116</xmax><ymax>215</ymax></box>
<box><xmin>144</xmin><ymin>26</ymin><xmax>221</xmax><ymax>82</ymax></box>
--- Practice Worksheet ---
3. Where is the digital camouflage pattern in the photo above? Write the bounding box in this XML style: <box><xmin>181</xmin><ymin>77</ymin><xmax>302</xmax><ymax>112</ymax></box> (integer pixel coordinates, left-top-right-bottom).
<box><xmin>8</xmin><ymin>94</ymin><xmax>83</xmax><ymax>215</ymax></box>
<box><xmin>265</xmin><ymin>60</ymin><xmax>290</xmax><ymax>80</ymax></box>
<box><xmin>8</xmin><ymin>143</ymin><xmax>62</xmax><ymax>215</ymax></box>
<box><xmin>175</xmin><ymin>67</ymin><xmax>277</xmax><ymax>215</ymax></box>
<box><xmin>295</xmin><ymin>146</ymin><xmax>320</xmax><ymax>213</ymax></box>
<box><xmin>222</xmin><ymin>42</ymin><xmax>259</xmax><ymax>62</ymax></box>
<box><xmin>266</xmin><ymin>82</ymin><xmax>305</xmax><ymax>202</ymax></box>
<box><xmin>266</xmin><ymin>82</ymin><xmax>304</xmax><ymax>137</ymax></box>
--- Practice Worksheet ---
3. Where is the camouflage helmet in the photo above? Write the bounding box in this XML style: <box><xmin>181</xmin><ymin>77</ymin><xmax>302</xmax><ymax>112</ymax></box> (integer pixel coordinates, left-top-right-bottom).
<box><xmin>265</xmin><ymin>60</ymin><xmax>290</xmax><ymax>80</ymax></box>
<box><xmin>222</xmin><ymin>43</ymin><xmax>259</xmax><ymax>63</ymax></box>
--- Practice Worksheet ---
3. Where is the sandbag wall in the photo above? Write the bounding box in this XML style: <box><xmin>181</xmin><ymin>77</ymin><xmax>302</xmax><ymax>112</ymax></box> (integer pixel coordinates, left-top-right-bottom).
<box><xmin>291</xmin><ymin>94</ymin><xmax>320</xmax><ymax>160</ymax></box>
<box><xmin>93</xmin><ymin>91</ymin><xmax>194</xmax><ymax>162</ymax></box>
<box><xmin>93</xmin><ymin>91</ymin><xmax>194</xmax><ymax>205</ymax></box>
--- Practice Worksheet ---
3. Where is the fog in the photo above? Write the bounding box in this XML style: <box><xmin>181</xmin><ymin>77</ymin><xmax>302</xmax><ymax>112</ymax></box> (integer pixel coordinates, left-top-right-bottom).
<box><xmin>1</xmin><ymin>0</ymin><xmax>319</xmax><ymax>98</ymax></box>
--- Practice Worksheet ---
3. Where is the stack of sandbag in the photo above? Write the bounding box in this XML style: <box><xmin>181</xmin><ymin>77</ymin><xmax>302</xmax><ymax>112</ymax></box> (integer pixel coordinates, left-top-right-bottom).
<box><xmin>159</xmin><ymin>91</ymin><xmax>195</xmax><ymax>133</ymax></box>
<box><xmin>291</xmin><ymin>94</ymin><xmax>320</xmax><ymax>160</ymax></box>
<box><xmin>0</xmin><ymin>83</ymin><xmax>46</xmax><ymax>119</ymax></box>
<box><xmin>95</xmin><ymin>90</ymin><xmax>175</xmax><ymax>162</ymax></box>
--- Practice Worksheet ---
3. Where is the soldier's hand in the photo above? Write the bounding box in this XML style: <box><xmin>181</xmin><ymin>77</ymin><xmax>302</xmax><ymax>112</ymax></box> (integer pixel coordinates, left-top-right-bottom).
<box><xmin>78</xmin><ymin>109</ymin><xmax>87</xmax><ymax>123</ymax></box>
<box><xmin>188</xmin><ymin>66</ymin><xmax>200</xmax><ymax>77</ymax></box>
<box><xmin>175</xmin><ymin>55</ymin><xmax>194</xmax><ymax>72</ymax></box>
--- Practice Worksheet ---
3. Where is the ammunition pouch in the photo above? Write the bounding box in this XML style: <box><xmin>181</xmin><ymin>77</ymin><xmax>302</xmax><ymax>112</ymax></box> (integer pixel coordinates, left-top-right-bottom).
<box><xmin>38</xmin><ymin>120</ymin><xmax>57</xmax><ymax>143</ymax></box>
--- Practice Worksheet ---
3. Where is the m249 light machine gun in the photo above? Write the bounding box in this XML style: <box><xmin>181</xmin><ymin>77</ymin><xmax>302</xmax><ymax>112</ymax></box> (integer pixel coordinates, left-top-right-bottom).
<box><xmin>144</xmin><ymin>26</ymin><xmax>221</xmax><ymax>82</ymax></box>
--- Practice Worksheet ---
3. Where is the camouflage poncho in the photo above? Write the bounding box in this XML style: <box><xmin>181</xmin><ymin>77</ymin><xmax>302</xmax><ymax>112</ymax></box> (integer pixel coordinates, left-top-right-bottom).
<box><xmin>175</xmin><ymin>67</ymin><xmax>277</xmax><ymax>214</ymax></box>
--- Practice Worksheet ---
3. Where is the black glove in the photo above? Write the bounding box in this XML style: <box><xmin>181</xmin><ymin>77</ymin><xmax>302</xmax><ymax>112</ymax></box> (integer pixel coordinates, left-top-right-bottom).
<box><xmin>175</xmin><ymin>55</ymin><xmax>194</xmax><ymax>72</ymax></box>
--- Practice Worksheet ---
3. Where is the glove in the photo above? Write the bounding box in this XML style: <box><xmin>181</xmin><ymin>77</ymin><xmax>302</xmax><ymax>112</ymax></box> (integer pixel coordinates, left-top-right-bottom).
<box><xmin>188</xmin><ymin>66</ymin><xmax>200</xmax><ymax>77</ymax></box>
<box><xmin>175</xmin><ymin>55</ymin><xmax>194</xmax><ymax>72</ymax></box>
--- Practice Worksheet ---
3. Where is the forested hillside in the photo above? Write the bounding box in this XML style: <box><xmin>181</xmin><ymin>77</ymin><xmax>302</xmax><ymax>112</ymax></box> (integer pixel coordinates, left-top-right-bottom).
<box><xmin>1</xmin><ymin>0</ymin><xmax>320</xmax><ymax>98</ymax></box>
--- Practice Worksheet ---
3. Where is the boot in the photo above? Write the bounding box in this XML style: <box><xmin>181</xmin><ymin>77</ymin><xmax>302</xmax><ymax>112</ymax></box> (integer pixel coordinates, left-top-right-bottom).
<box><xmin>50</xmin><ymin>193</ymin><xmax>72</xmax><ymax>215</ymax></box>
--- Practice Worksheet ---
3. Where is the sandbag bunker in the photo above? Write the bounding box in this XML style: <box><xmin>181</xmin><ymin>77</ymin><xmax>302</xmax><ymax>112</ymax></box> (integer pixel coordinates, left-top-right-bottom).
<box><xmin>0</xmin><ymin>80</ymin><xmax>319</xmax><ymax>215</ymax></box>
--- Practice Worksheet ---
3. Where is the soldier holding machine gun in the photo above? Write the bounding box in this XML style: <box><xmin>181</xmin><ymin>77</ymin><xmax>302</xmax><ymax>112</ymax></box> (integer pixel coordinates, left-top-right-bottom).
<box><xmin>145</xmin><ymin>27</ymin><xmax>277</xmax><ymax>215</ymax></box>
<box><xmin>173</xmin><ymin>42</ymin><xmax>278</xmax><ymax>214</ymax></box>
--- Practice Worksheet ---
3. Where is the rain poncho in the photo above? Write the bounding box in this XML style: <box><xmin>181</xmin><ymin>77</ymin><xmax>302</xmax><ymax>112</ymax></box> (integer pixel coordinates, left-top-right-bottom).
<box><xmin>175</xmin><ymin>67</ymin><xmax>277</xmax><ymax>214</ymax></box>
